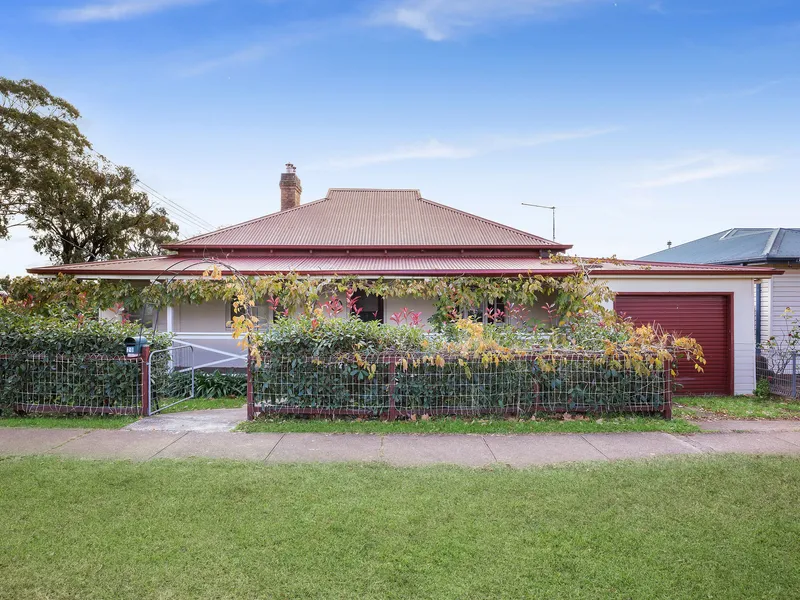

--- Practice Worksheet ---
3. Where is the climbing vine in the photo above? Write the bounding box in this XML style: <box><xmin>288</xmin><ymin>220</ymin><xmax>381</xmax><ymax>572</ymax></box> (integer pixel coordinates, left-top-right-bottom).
<box><xmin>1</xmin><ymin>270</ymin><xmax>611</xmax><ymax>321</ymax></box>
<box><xmin>1</xmin><ymin>261</ymin><xmax>705</xmax><ymax>380</ymax></box>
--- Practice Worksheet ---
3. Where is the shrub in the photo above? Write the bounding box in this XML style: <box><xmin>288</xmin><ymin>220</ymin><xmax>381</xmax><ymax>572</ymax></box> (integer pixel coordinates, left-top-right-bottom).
<box><xmin>0</xmin><ymin>310</ymin><xmax>171</xmax><ymax>415</ymax></box>
<box><xmin>169</xmin><ymin>370</ymin><xmax>247</xmax><ymax>398</ymax></box>
<box><xmin>258</xmin><ymin>316</ymin><xmax>427</xmax><ymax>358</ymax></box>
<box><xmin>251</xmin><ymin>315</ymin><xmax>679</xmax><ymax>416</ymax></box>
<box><xmin>754</xmin><ymin>377</ymin><xmax>772</xmax><ymax>399</ymax></box>
<box><xmin>0</xmin><ymin>310</ymin><xmax>171</xmax><ymax>355</ymax></box>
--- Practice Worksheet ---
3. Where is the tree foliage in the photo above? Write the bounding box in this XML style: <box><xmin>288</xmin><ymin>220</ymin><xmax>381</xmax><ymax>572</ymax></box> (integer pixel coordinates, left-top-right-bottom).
<box><xmin>0</xmin><ymin>77</ymin><xmax>89</xmax><ymax>238</ymax></box>
<box><xmin>26</xmin><ymin>154</ymin><xmax>178</xmax><ymax>263</ymax></box>
<box><xmin>0</xmin><ymin>77</ymin><xmax>177</xmax><ymax>263</ymax></box>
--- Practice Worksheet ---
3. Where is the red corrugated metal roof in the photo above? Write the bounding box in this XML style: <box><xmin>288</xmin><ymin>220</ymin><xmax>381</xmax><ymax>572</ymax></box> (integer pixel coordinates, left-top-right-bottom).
<box><xmin>27</xmin><ymin>255</ymin><xmax>781</xmax><ymax>277</ymax></box>
<box><xmin>162</xmin><ymin>189</ymin><xmax>570</xmax><ymax>250</ymax></box>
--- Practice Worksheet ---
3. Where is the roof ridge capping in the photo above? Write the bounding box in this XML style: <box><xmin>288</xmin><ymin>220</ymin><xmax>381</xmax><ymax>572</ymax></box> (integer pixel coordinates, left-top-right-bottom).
<box><xmin>763</xmin><ymin>228</ymin><xmax>781</xmax><ymax>257</ymax></box>
<box><xmin>327</xmin><ymin>188</ymin><xmax>421</xmax><ymax>194</ymax></box>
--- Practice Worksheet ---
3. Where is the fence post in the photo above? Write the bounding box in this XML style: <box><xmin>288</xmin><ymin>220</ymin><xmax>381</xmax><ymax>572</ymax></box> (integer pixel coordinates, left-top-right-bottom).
<box><xmin>792</xmin><ymin>352</ymin><xmax>798</xmax><ymax>399</ymax></box>
<box><xmin>387</xmin><ymin>357</ymin><xmax>398</xmax><ymax>421</ymax></box>
<box><xmin>662</xmin><ymin>358</ymin><xmax>673</xmax><ymax>420</ymax></box>
<box><xmin>246</xmin><ymin>352</ymin><xmax>255</xmax><ymax>421</ymax></box>
<box><xmin>140</xmin><ymin>345</ymin><xmax>151</xmax><ymax>417</ymax></box>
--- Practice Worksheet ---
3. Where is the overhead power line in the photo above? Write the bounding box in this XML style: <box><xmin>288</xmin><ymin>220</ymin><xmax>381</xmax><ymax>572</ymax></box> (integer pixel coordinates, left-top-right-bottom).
<box><xmin>135</xmin><ymin>185</ymin><xmax>213</xmax><ymax>238</ymax></box>
<box><xmin>87</xmin><ymin>149</ymin><xmax>216</xmax><ymax>237</ymax></box>
<box><xmin>134</xmin><ymin>180</ymin><xmax>216</xmax><ymax>232</ymax></box>
<box><xmin>22</xmin><ymin>154</ymin><xmax>217</xmax><ymax>265</ymax></box>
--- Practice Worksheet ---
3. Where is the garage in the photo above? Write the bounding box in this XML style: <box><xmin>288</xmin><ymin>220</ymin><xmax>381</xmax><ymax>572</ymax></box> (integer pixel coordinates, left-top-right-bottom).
<box><xmin>614</xmin><ymin>294</ymin><xmax>733</xmax><ymax>396</ymax></box>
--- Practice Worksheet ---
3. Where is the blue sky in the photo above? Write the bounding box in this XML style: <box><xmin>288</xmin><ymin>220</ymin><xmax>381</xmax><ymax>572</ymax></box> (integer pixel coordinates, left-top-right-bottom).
<box><xmin>2</xmin><ymin>0</ymin><xmax>799</xmax><ymax>275</ymax></box>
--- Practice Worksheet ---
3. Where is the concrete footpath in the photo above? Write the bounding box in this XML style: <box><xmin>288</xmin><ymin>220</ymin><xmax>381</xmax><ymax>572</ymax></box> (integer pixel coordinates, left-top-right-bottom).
<box><xmin>1</xmin><ymin>425</ymin><xmax>799</xmax><ymax>467</ymax></box>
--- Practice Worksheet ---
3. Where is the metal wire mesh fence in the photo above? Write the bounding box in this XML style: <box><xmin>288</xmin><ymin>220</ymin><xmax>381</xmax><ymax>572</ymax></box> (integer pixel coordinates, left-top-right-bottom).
<box><xmin>250</xmin><ymin>350</ymin><xmax>672</xmax><ymax>419</ymax></box>
<box><xmin>0</xmin><ymin>353</ymin><xmax>143</xmax><ymax>415</ymax></box>
<box><xmin>756</xmin><ymin>348</ymin><xmax>798</xmax><ymax>399</ymax></box>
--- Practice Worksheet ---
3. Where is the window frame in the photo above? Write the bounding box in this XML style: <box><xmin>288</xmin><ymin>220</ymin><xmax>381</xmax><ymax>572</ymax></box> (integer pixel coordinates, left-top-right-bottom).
<box><xmin>350</xmin><ymin>293</ymin><xmax>385</xmax><ymax>323</ymax></box>
<box><xmin>226</xmin><ymin>300</ymin><xmax>272</xmax><ymax>329</ymax></box>
<box><xmin>463</xmin><ymin>297</ymin><xmax>507</xmax><ymax>325</ymax></box>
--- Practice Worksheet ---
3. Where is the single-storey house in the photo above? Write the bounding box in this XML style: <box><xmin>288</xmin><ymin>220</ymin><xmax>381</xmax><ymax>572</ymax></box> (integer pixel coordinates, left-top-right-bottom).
<box><xmin>639</xmin><ymin>228</ymin><xmax>800</xmax><ymax>349</ymax></box>
<box><xmin>29</xmin><ymin>165</ymin><xmax>778</xmax><ymax>396</ymax></box>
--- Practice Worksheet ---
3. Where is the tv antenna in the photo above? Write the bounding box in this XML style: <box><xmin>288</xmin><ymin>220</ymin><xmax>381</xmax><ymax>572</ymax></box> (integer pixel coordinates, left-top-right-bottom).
<box><xmin>521</xmin><ymin>203</ymin><xmax>557</xmax><ymax>241</ymax></box>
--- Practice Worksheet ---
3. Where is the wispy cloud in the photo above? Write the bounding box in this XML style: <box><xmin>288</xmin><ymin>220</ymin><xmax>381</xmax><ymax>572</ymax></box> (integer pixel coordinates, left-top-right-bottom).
<box><xmin>52</xmin><ymin>0</ymin><xmax>208</xmax><ymax>23</ymax></box>
<box><xmin>694</xmin><ymin>79</ymin><xmax>785</xmax><ymax>103</ymax></box>
<box><xmin>327</xmin><ymin>140</ymin><xmax>475</xmax><ymax>169</ymax></box>
<box><xmin>181</xmin><ymin>40</ymin><xmax>288</xmax><ymax>77</ymax></box>
<box><xmin>632</xmin><ymin>152</ymin><xmax>774</xmax><ymax>189</ymax></box>
<box><xmin>323</xmin><ymin>127</ymin><xmax>615</xmax><ymax>169</ymax></box>
<box><xmin>180</xmin><ymin>18</ymin><xmax>341</xmax><ymax>76</ymax></box>
<box><xmin>370</xmin><ymin>0</ymin><xmax>601</xmax><ymax>41</ymax></box>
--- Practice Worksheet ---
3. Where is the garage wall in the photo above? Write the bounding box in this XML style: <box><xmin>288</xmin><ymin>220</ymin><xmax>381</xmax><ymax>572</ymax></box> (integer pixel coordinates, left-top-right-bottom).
<box><xmin>601</xmin><ymin>277</ymin><xmax>756</xmax><ymax>396</ymax></box>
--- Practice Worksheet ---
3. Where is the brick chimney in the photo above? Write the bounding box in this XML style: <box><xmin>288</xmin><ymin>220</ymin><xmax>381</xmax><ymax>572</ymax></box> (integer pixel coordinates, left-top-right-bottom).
<box><xmin>280</xmin><ymin>163</ymin><xmax>302</xmax><ymax>211</ymax></box>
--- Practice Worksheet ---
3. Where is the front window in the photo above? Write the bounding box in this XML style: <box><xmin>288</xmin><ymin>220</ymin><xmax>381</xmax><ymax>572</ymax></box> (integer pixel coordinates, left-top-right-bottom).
<box><xmin>465</xmin><ymin>298</ymin><xmax>506</xmax><ymax>324</ymax></box>
<box><xmin>485</xmin><ymin>298</ymin><xmax>506</xmax><ymax>324</ymax></box>
<box><xmin>130</xmin><ymin>304</ymin><xmax>157</xmax><ymax>329</ymax></box>
<box><xmin>352</xmin><ymin>293</ymin><xmax>384</xmax><ymax>322</ymax></box>
<box><xmin>228</xmin><ymin>300</ymin><xmax>271</xmax><ymax>328</ymax></box>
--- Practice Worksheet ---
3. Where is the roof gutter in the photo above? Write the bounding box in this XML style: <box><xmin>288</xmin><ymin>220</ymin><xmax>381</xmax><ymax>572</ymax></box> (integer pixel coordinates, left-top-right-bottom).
<box><xmin>26</xmin><ymin>267</ymin><xmax>784</xmax><ymax>277</ymax></box>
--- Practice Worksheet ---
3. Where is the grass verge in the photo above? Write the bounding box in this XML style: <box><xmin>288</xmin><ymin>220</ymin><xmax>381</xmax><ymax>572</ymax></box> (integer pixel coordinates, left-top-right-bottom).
<box><xmin>237</xmin><ymin>414</ymin><xmax>700</xmax><ymax>434</ymax></box>
<box><xmin>676</xmin><ymin>395</ymin><xmax>800</xmax><ymax>419</ymax></box>
<box><xmin>0</xmin><ymin>397</ymin><xmax>244</xmax><ymax>428</ymax></box>
<box><xmin>1</xmin><ymin>455</ymin><xmax>798</xmax><ymax>599</ymax></box>
<box><xmin>0</xmin><ymin>413</ymin><xmax>137</xmax><ymax>429</ymax></box>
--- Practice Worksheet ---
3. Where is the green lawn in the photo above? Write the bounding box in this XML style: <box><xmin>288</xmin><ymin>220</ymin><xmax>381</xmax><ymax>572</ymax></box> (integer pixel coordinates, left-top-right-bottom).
<box><xmin>1</xmin><ymin>455</ymin><xmax>798</xmax><ymax>599</ymax></box>
<box><xmin>677</xmin><ymin>395</ymin><xmax>800</xmax><ymax>419</ymax></box>
<box><xmin>238</xmin><ymin>414</ymin><xmax>700</xmax><ymax>434</ymax></box>
<box><xmin>0</xmin><ymin>397</ymin><xmax>245</xmax><ymax>429</ymax></box>
<box><xmin>0</xmin><ymin>413</ymin><xmax>137</xmax><ymax>429</ymax></box>
<box><xmin>6</xmin><ymin>393</ymin><xmax>798</xmax><ymax>433</ymax></box>
<box><xmin>157</xmin><ymin>396</ymin><xmax>245</xmax><ymax>414</ymax></box>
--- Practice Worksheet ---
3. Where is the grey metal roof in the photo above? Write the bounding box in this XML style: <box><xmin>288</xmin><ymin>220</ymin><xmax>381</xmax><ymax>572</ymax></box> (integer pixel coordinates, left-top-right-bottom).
<box><xmin>638</xmin><ymin>228</ymin><xmax>800</xmax><ymax>265</ymax></box>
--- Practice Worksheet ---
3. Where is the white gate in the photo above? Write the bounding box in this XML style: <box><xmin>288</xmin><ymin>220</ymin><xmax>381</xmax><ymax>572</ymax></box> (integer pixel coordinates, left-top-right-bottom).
<box><xmin>147</xmin><ymin>338</ymin><xmax>247</xmax><ymax>415</ymax></box>
<box><xmin>147</xmin><ymin>341</ymin><xmax>195</xmax><ymax>415</ymax></box>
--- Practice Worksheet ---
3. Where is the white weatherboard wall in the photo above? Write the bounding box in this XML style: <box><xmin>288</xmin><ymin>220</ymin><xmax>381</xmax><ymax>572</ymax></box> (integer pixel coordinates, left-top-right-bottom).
<box><xmin>172</xmin><ymin>301</ymin><xmax>249</xmax><ymax>369</ymax></box>
<box><xmin>601</xmin><ymin>276</ymin><xmax>757</xmax><ymax>396</ymax></box>
<box><xmin>384</xmin><ymin>296</ymin><xmax>436</xmax><ymax>325</ymax></box>
<box><xmin>767</xmin><ymin>267</ymin><xmax>800</xmax><ymax>342</ymax></box>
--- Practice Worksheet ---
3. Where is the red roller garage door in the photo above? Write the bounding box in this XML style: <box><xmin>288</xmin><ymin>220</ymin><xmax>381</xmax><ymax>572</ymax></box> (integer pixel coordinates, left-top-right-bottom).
<box><xmin>614</xmin><ymin>294</ymin><xmax>732</xmax><ymax>396</ymax></box>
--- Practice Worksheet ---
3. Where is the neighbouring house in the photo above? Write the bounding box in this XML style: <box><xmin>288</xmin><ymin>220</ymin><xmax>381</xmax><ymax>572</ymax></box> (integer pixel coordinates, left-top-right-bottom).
<box><xmin>639</xmin><ymin>229</ymin><xmax>800</xmax><ymax>351</ymax></box>
<box><xmin>29</xmin><ymin>165</ymin><xmax>778</xmax><ymax>396</ymax></box>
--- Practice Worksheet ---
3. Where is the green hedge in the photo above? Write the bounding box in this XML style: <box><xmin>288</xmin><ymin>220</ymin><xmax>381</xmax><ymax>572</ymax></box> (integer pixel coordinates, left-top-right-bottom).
<box><xmin>0</xmin><ymin>311</ymin><xmax>170</xmax><ymax>355</ymax></box>
<box><xmin>258</xmin><ymin>316</ymin><xmax>427</xmax><ymax>357</ymax></box>
<box><xmin>252</xmin><ymin>318</ymin><xmax>668</xmax><ymax>416</ymax></box>
<box><xmin>0</xmin><ymin>312</ymin><xmax>171</xmax><ymax>415</ymax></box>
<box><xmin>252</xmin><ymin>353</ymin><xmax>667</xmax><ymax>416</ymax></box>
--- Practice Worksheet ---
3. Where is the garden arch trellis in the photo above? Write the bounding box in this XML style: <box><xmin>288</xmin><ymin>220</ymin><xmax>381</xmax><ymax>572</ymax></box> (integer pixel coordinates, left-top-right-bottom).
<box><xmin>137</xmin><ymin>257</ymin><xmax>259</xmax><ymax>415</ymax></box>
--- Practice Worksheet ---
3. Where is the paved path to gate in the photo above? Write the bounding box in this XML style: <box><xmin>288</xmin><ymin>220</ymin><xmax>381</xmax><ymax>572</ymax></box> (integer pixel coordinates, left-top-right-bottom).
<box><xmin>1</xmin><ymin>418</ymin><xmax>799</xmax><ymax>467</ymax></box>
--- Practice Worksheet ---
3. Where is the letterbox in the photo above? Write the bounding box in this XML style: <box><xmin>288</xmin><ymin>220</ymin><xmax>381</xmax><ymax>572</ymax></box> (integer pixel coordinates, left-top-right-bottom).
<box><xmin>124</xmin><ymin>336</ymin><xmax>149</xmax><ymax>357</ymax></box>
